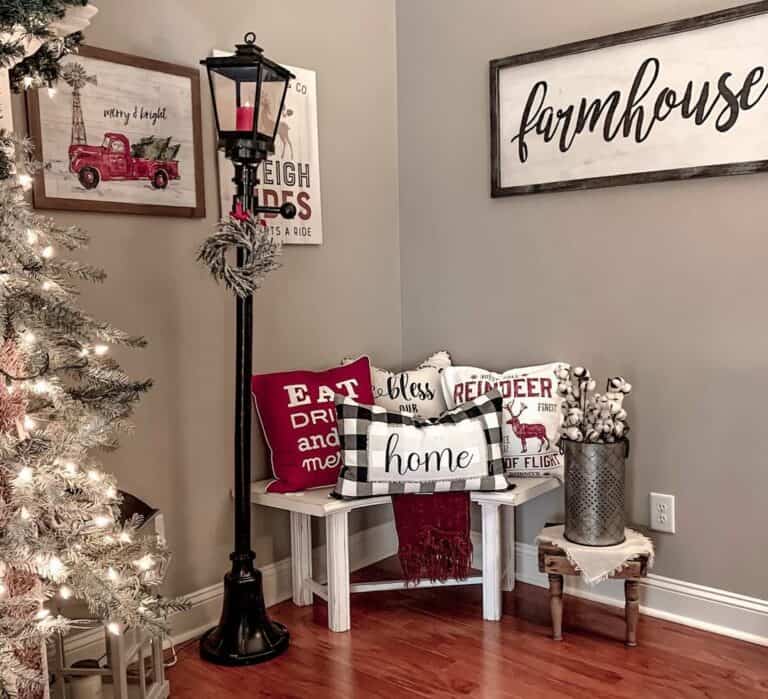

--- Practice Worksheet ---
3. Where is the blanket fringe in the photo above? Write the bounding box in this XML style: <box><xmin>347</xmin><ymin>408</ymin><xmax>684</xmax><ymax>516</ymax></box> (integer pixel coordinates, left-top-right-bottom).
<box><xmin>399</xmin><ymin>525</ymin><xmax>473</xmax><ymax>585</ymax></box>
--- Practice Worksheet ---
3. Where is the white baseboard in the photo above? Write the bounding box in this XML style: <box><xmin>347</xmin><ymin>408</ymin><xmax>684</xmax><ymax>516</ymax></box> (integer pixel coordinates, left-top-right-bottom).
<box><xmin>471</xmin><ymin>531</ymin><xmax>768</xmax><ymax>647</ymax></box>
<box><xmin>63</xmin><ymin>521</ymin><xmax>400</xmax><ymax>661</ymax></box>
<box><xmin>65</xmin><ymin>523</ymin><xmax>768</xmax><ymax>661</ymax></box>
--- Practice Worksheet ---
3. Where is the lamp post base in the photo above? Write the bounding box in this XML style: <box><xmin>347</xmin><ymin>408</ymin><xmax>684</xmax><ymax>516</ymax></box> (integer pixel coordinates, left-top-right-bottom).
<box><xmin>199</xmin><ymin>553</ymin><xmax>290</xmax><ymax>666</ymax></box>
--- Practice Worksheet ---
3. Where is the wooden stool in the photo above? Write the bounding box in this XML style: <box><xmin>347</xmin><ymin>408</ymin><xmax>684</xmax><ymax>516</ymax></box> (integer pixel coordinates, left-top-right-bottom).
<box><xmin>537</xmin><ymin>541</ymin><xmax>650</xmax><ymax>646</ymax></box>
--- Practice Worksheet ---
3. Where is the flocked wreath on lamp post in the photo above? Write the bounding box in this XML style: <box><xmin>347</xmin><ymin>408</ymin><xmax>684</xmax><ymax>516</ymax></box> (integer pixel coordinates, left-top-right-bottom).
<box><xmin>197</xmin><ymin>34</ymin><xmax>297</xmax><ymax>667</ymax></box>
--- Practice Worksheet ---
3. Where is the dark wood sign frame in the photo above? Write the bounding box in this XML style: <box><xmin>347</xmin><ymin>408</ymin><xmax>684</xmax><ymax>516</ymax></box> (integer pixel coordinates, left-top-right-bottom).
<box><xmin>27</xmin><ymin>45</ymin><xmax>206</xmax><ymax>217</ymax></box>
<box><xmin>490</xmin><ymin>1</ymin><xmax>768</xmax><ymax>197</ymax></box>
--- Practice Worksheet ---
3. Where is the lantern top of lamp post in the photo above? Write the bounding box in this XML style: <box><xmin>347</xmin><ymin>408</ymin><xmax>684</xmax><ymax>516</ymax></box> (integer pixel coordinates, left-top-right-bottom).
<box><xmin>200</xmin><ymin>32</ymin><xmax>294</xmax><ymax>81</ymax></box>
<box><xmin>236</xmin><ymin>32</ymin><xmax>263</xmax><ymax>57</ymax></box>
<box><xmin>199</xmin><ymin>33</ymin><xmax>295</xmax><ymax>164</ymax></box>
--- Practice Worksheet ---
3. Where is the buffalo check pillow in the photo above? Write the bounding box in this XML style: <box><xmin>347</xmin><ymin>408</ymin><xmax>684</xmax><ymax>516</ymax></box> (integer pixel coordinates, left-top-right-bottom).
<box><xmin>441</xmin><ymin>362</ymin><xmax>569</xmax><ymax>479</ymax></box>
<box><xmin>332</xmin><ymin>388</ymin><xmax>508</xmax><ymax>499</ymax></box>
<box><xmin>343</xmin><ymin>351</ymin><xmax>452</xmax><ymax>417</ymax></box>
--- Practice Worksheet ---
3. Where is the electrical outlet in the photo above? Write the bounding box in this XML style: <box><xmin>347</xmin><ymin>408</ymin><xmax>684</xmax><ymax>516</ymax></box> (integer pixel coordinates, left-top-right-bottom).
<box><xmin>650</xmin><ymin>492</ymin><xmax>676</xmax><ymax>533</ymax></box>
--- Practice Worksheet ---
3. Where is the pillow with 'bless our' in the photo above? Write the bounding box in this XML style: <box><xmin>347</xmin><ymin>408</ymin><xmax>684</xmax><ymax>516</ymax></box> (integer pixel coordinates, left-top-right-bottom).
<box><xmin>441</xmin><ymin>362</ymin><xmax>569</xmax><ymax>479</ymax></box>
<box><xmin>343</xmin><ymin>351</ymin><xmax>451</xmax><ymax>417</ymax></box>
<box><xmin>252</xmin><ymin>356</ymin><xmax>374</xmax><ymax>493</ymax></box>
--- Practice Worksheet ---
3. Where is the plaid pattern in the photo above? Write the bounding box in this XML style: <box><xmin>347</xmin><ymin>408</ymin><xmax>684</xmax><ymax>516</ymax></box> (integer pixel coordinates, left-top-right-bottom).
<box><xmin>332</xmin><ymin>388</ymin><xmax>509</xmax><ymax>499</ymax></box>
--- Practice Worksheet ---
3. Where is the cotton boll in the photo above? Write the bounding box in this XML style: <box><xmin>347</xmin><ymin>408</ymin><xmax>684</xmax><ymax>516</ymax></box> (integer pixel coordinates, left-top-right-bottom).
<box><xmin>586</xmin><ymin>429</ymin><xmax>601</xmax><ymax>442</ymax></box>
<box><xmin>555</xmin><ymin>368</ymin><xmax>570</xmax><ymax>380</ymax></box>
<box><xmin>586</xmin><ymin>379</ymin><xmax>596</xmax><ymax>391</ymax></box>
<box><xmin>608</xmin><ymin>377</ymin><xmax>631</xmax><ymax>394</ymax></box>
<box><xmin>573</xmin><ymin>367</ymin><xmax>586</xmax><ymax>378</ymax></box>
<box><xmin>614</xmin><ymin>422</ymin><xmax>626</xmax><ymax>437</ymax></box>
<box><xmin>602</xmin><ymin>420</ymin><xmax>613</xmax><ymax>433</ymax></box>
<box><xmin>615</xmin><ymin>409</ymin><xmax>627</xmax><ymax>421</ymax></box>
<box><xmin>564</xmin><ymin>427</ymin><xmax>583</xmax><ymax>441</ymax></box>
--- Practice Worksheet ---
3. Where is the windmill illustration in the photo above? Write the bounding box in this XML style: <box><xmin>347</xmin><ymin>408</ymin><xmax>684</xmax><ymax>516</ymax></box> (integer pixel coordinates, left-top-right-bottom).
<box><xmin>62</xmin><ymin>62</ymin><xmax>97</xmax><ymax>146</ymax></box>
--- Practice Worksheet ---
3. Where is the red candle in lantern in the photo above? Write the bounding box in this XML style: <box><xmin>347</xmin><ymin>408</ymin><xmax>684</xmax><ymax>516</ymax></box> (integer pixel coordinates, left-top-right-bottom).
<box><xmin>236</xmin><ymin>103</ymin><xmax>254</xmax><ymax>131</ymax></box>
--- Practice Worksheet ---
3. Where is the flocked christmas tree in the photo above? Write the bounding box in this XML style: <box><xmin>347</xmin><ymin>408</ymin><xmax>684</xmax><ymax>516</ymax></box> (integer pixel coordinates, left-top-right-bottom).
<box><xmin>0</xmin><ymin>137</ymin><xmax>181</xmax><ymax>698</ymax></box>
<box><xmin>1</xmin><ymin>1</ymin><xmax>88</xmax><ymax>91</ymax></box>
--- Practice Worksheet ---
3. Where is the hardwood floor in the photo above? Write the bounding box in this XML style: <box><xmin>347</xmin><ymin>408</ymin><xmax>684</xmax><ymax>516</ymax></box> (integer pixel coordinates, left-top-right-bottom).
<box><xmin>167</xmin><ymin>560</ymin><xmax>768</xmax><ymax>698</ymax></box>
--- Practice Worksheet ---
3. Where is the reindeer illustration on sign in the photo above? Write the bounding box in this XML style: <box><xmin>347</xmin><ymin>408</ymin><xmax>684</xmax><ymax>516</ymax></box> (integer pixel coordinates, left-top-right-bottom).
<box><xmin>261</xmin><ymin>95</ymin><xmax>294</xmax><ymax>160</ymax></box>
<box><xmin>506</xmin><ymin>400</ymin><xmax>550</xmax><ymax>453</ymax></box>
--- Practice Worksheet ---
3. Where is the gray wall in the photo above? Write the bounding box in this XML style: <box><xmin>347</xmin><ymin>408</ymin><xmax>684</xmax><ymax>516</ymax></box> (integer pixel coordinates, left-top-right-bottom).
<box><xmin>397</xmin><ymin>0</ymin><xmax>766</xmax><ymax>598</ymax></box>
<box><xmin>30</xmin><ymin>0</ymin><xmax>401</xmax><ymax>597</ymax></box>
<box><xmin>18</xmin><ymin>0</ymin><xmax>764</xmax><ymax>603</ymax></box>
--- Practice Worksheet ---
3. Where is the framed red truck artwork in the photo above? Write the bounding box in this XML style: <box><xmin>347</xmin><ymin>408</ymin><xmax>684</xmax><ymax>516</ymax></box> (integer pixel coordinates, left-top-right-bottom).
<box><xmin>26</xmin><ymin>45</ymin><xmax>205</xmax><ymax>217</ymax></box>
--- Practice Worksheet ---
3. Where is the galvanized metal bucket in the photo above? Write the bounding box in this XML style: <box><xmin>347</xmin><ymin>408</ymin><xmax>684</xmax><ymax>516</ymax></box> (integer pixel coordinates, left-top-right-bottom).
<box><xmin>563</xmin><ymin>439</ymin><xmax>629</xmax><ymax>547</ymax></box>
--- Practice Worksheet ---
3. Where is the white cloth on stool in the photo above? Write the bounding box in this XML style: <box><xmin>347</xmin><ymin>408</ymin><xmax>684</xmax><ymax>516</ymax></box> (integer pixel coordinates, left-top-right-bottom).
<box><xmin>536</xmin><ymin>525</ymin><xmax>654</xmax><ymax>585</ymax></box>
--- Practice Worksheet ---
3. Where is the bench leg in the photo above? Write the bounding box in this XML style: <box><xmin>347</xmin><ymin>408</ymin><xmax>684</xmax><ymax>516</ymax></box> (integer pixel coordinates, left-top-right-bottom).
<box><xmin>548</xmin><ymin>573</ymin><xmax>564</xmax><ymax>641</ymax></box>
<box><xmin>501</xmin><ymin>505</ymin><xmax>516</xmax><ymax>592</ymax></box>
<box><xmin>625</xmin><ymin>579</ymin><xmax>640</xmax><ymax>647</ymax></box>
<box><xmin>290</xmin><ymin>512</ymin><xmax>313</xmax><ymax>606</ymax></box>
<box><xmin>481</xmin><ymin>502</ymin><xmax>502</xmax><ymax>621</ymax></box>
<box><xmin>152</xmin><ymin>634</ymin><xmax>165</xmax><ymax>685</ymax></box>
<box><xmin>325</xmin><ymin>511</ymin><xmax>350</xmax><ymax>632</ymax></box>
<box><xmin>108</xmin><ymin>630</ymin><xmax>130</xmax><ymax>699</ymax></box>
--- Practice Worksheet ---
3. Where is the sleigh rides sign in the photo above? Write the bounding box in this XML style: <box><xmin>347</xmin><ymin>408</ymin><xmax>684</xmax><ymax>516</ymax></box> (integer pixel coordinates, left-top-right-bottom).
<box><xmin>214</xmin><ymin>51</ymin><xmax>324</xmax><ymax>245</ymax></box>
<box><xmin>491</xmin><ymin>2</ymin><xmax>768</xmax><ymax>196</ymax></box>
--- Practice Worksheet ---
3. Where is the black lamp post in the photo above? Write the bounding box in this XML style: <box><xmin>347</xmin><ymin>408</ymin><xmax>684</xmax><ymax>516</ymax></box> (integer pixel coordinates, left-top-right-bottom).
<box><xmin>199</xmin><ymin>33</ymin><xmax>296</xmax><ymax>666</ymax></box>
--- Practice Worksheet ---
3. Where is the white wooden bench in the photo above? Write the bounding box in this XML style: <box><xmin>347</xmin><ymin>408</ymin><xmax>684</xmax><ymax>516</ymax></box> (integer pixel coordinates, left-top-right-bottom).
<box><xmin>251</xmin><ymin>478</ymin><xmax>561</xmax><ymax>632</ymax></box>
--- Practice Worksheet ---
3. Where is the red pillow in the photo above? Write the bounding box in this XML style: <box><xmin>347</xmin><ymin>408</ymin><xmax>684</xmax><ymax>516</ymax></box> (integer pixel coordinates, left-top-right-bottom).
<box><xmin>252</xmin><ymin>356</ymin><xmax>374</xmax><ymax>493</ymax></box>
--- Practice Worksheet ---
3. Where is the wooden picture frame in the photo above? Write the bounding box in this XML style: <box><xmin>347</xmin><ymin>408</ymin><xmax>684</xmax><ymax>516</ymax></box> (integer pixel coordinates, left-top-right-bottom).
<box><xmin>490</xmin><ymin>1</ymin><xmax>768</xmax><ymax>196</ymax></box>
<box><xmin>27</xmin><ymin>45</ymin><xmax>205</xmax><ymax>217</ymax></box>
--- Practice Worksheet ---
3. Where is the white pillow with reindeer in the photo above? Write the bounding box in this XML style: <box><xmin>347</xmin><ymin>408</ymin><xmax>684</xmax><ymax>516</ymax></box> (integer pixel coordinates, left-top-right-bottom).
<box><xmin>441</xmin><ymin>362</ymin><xmax>569</xmax><ymax>479</ymax></box>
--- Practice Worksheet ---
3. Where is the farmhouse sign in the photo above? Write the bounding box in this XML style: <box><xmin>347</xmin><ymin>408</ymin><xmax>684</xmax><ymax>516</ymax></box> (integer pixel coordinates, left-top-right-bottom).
<box><xmin>490</xmin><ymin>2</ymin><xmax>768</xmax><ymax>196</ymax></box>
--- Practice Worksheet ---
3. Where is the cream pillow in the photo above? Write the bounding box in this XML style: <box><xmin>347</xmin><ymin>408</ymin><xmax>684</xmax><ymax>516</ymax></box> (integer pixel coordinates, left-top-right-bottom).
<box><xmin>343</xmin><ymin>351</ymin><xmax>451</xmax><ymax>418</ymax></box>
<box><xmin>441</xmin><ymin>362</ymin><xmax>569</xmax><ymax>479</ymax></box>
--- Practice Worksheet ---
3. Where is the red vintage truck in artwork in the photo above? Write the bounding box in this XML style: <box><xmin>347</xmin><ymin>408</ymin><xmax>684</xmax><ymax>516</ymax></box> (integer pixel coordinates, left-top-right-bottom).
<box><xmin>68</xmin><ymin>132</ymin><xmax>180</xmax><ymax>190</ymax></box>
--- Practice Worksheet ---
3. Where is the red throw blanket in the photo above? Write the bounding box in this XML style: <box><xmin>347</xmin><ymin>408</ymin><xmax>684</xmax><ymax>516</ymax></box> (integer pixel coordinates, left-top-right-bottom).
<box><xmin>392</xmin><ymin>492</ymin><xmax>472</xmax><ymax>584</ymax></box>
